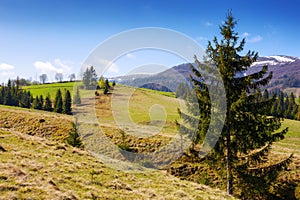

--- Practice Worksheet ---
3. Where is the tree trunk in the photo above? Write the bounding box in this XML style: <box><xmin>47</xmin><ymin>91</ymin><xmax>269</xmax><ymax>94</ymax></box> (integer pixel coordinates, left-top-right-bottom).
<box><xmin>226</xmin><ymin>124</ymin><xmax>233</xmax><ymax>195</ymax></box>
<box><xmin>227</xmin><ymin>156</ymin><xmax>233</xmax><ymax>194</ymax></box>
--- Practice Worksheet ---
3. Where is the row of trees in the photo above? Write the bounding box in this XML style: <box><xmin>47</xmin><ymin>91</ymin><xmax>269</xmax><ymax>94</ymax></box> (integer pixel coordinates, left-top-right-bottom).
<box><xmin>39</xmin><ymin>73</ymin><xmax>76</xmax><ymax>84</ymax></box>
<box><xmin>82</xmin><ymin>66</ymin><xmax>115</xmax><ymax>94</ymax></box>
<box><xmin>0</xmin><ymin>79</ymin><xmax>72</xmax><ymax>115</ymax></box>
<box><xmin>259</xmin><ymin>90</ymin><xmax>299</xmax><ymax>120</ymax></box>
<box><xmin>31</xmin><ymin>89</ymin><xmax>72</xmax><ymax>115</ymax></box>
<box><xmin>177</xmin><ymin>84</ymin><xmax>300</xmax><ymax>121</ymax></box>
<box><xmin>0</xmin><ymin>80</ymin><xmax>30</xmax><ymax>107</ymax></box>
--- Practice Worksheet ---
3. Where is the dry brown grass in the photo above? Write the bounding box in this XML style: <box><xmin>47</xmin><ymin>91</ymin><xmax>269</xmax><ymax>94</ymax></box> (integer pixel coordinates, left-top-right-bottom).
<box><xmin>0</xmin><ymin>106</ymin><xmax>73</xmax><ymax>142</ymax></box>
<box><xmin>0</xmin><ymin>128</ymin><xmax>235</xmax><ymax>199</ymax></box>
<box><xmin>0</xmin><ymin>103</ymin><xmax>235</xmax><ymax>199</ymax></box>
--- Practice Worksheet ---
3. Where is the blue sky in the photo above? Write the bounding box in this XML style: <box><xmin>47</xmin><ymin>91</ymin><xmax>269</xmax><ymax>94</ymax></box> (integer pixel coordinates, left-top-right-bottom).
<box><xmin>0</xmin><ymin>0</ymin><xmax>299</xmax><ymax>83</ymax></box>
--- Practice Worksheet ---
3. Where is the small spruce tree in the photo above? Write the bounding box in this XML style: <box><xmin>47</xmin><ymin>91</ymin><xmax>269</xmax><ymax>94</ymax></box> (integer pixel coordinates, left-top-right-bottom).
<box><xmin>73</xmin><ymin>87</ymin><xmax>81</xmax><ymax>105</ymax></box>
<box><xmin>63</xmin><ymin>89</ymin><xmax>72</xmax><ymax>115</ymax></box>
<box><xmin>65</xmin><ymin>122</ymin><xmax>83</xmax><ymax>148</ymax></box>
<box><xmin>54</xmin><ymin>89</ymin><xmax>63</xmax><ymax>113</ymax></box>
<box><xmin>32</xmin><ymin>95</ymin><xmax>38</xmax><ymax>109</ymax></box>
<box><xmin>44</xmin><ymin>93</ymin><xmax>53</xmax><ymax>111</ymax></box>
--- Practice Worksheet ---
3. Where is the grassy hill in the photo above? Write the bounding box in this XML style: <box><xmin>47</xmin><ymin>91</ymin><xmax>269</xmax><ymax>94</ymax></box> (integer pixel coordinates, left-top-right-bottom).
<box><xmin>0</xmin><ymin>105</ymin><xmax>235</xmax><ymax>199</ymax></box>
<box><xmin>22</xmin><ymin>82</ymin><xmax>75</xmax><ymax>100</ymax></box>
<box><xmin>3</xmin><ymin>82</ymin><xmax>300</xmax><ymax>199</ymax></box>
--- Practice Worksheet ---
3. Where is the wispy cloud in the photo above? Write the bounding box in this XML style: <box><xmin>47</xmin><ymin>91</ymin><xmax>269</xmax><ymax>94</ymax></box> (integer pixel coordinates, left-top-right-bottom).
<box><xmin>0</xmin><ymin>63</ymin><xmax>15</xmax><ymax>70</ymax></box>
<box><xmin>98</xmin><ymin>59</ymin><xmax>119</xmax><ymax>74</ymax></box>
<box><xmin>0</xmin><ymin>71</ymin><xmax>16</xmax><ymax>77</ymax></box>
<box><xmin>242</xmin><ymin>32</ymin><xmax>250</xmax><ymax>37</ymax></box>
<box><xmin>248</xmin><ymin>35</ymin><xmax>263</xmax><ymax>43</ymax></box>
<box><xmin>205</xmin><ymin>21</ymin><xmax>213</xmax><ymax>27</ymax></box>
<box><xmin>242</xmin><ymin>32</ymin><xmax>263</xmax><ymax>43</ymax></box>
<box><xmin>84</xmin><ymin>58</ymin><xmax>119</xmax><ymax>74</ymax></box>
<box><xmin>34</xmin><ymin>59</ymin><xmax>73</xmax><ymax>80</ymax></box>
<box><xmin>0</xmin><ymin>63</ymin><xmax>16</xmax><ymax>83</ymax></box>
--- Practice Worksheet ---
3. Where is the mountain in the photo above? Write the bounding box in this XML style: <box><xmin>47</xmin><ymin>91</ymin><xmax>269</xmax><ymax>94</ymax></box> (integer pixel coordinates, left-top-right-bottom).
<box><xmin>115</xmin><ymin>63</ymin><xmax>192</xmax><ymax>92</ymax></box>
<box><xmin>248</xmin><ymin>55</ymin><xmax>300</xmax><ymax>94</ymax></box>
<box><xmin>115</xmin><ymin>55</ymin><xmax>300</xmax><ymax>95</ymax></box>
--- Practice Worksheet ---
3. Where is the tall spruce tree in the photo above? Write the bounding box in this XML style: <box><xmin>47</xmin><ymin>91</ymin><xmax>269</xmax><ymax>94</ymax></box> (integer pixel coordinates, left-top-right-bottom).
<box><xmin>63</xmin><ymin>89</ymin><xmax>72</xmax><ymax>115</ymax></box>
<box><xmin>54</xmin><ymin>89</ymin><xmax>63</xmax><ymax>113</ymax></box>
<box><xmin>182</xmin><ymin>12</ymin><xmax>292</xmax><ymax>197</ymax></box>
<box><xmin>83</xmin><ymin>66</ymin><xmax>98</xmax><ymax>90</ymax></box>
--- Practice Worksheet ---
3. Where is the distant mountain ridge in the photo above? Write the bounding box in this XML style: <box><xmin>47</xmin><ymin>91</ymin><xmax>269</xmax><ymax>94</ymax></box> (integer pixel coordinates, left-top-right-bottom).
<box><xmin>115</xmin><ymin>63</ymin><xmax>191</xmax><ymax>92</ymax></box>
<box><xmin>249</xmin><ymin>55</ymin><xmax>300</xmax><ymax>88</ymax></box>
<box><xmin>115</xmin><ymin>55</ymin><xmax>300</xmax><ymax>94</ymax></box>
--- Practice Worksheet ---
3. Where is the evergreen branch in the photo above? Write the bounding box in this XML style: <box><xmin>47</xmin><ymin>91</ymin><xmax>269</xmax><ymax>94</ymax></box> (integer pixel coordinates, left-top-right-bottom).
<box><xmin>270</xmin><ymin>127</ymin><xmax>288</xmax><ymax>142</ymax></box>
<box><xmin>239</xmin><ymin>143</ymin><xmax>271</xmax><ymax>164</ymax></box>
<box><xmin>246</xmin><ymin>154</ymin><xmax>293</xmax><ymax>176</ymax></box>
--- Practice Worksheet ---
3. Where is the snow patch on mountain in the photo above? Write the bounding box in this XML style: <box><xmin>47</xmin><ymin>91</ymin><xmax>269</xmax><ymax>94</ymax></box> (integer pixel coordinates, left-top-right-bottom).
<box><xmin>251</xmin><ymin>55</ymin><xmax>298</xmax><ymax>67</ymax></box>
<box><xmin>252</xmin><ymin>60</ymin><xmax>278</xmax><ymax>66</ymax></box>
<box><xmin>266</xmin><ymin>55</ymin><xmax>295</xmax><ymax>63</ymax></box>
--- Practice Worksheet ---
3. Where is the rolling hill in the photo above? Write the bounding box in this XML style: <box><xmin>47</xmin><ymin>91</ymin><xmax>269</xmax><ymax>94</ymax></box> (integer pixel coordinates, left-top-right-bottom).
<box><xmin>0</xmin><ymin>104</ymin><xmax>235</xmax><ymax>200</ymax></box>
<box><xmin>1</xmin><ymin>81</ymin><xmax>299</xmax><ymax>199</ymax></box>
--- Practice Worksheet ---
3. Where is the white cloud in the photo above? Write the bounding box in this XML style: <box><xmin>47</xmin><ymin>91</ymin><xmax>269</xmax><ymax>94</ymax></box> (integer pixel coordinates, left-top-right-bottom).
<box><xmin>98</xmin><ymin>59</ymin><xmax>119</xmax><ymax>73</ymax></box>
<box><xmin>0</xmin><ymin>71</ymin><xmax>16</xmax><ymax>83</ymax></box>
<box><xmin>34</xmin><ymin>61</ymin><xmax>59</xmax><ymax>73</ymax></box>
<box><xmin>0</xmin><ymin>63</ymin><xmax>16</xmax><ymax>83</ymax></box>
<box><xmin>205</xmin><ymin>22</ymin><xmax>213</xmax><ymax>26</ymax></box>
<box><xmin>34</xmin><ymin>59</ymin><xmax>73</xmax><ymax>81</ymax></box>
<box><xmin>82</xmin><ymin>56</ymin><xmax>119</xmax><ymax>77</ymax></box>
<box><xmin>242</xmin><ymin>32</ymin><xmax>263</xmax><ymax>43</ymax></box>
<box><xmin>248</xmin><ymin>35</ymin><xmax>263</xmax><ymax>43</ymax></box>
<box><xmin>90</xmin><ymin>58</ymin><xmax>119</xmax><ymax>74</ymax></box>
<box><xmin>54</xmin><ymin>59</ymin><xmax>72</xmax><ymax>72</ymax></box>
<box><xmin>126</xmin><ymin>53</ymin><xmax>136</xmax><ymax>59</ymax></box>
<box><xmin>242</xmin><ymin>32</ymin><xmax>250</xmax><ymax>37</ymax></box>
<box><xmin>0</xmin><ymin>63</ymin><xmax>15</xmax><ymax>70</ymax></box>
<box><xmin>0</xmin><ymin>71</ymin><xmax>16</xmax><ymax>76</ymax></box>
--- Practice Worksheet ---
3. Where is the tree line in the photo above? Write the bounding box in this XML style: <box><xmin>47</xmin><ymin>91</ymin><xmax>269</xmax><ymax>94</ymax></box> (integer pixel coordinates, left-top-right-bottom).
<box><xmin>39</xmin><ymin>73</ymin><xmax>76</xmax><ymax>84</ymax></box>
<box><xmin>0</xmin><ymin>79</ymin><xmax>73</xmax><ymax>115</ymax></box>
<box><xmin>82</xmin><ymin>65</ymin><xmax>115</xmax><ymax>94</ymax></box>
<box><xmin>177</xmin><ymin>83</ymin><xmax>300</xmax><ymax>121</ymax></box>
<box><xmin>259</xmin><ymin>89</ymin><xmax>299</xmax><ymax>120</ymax></box>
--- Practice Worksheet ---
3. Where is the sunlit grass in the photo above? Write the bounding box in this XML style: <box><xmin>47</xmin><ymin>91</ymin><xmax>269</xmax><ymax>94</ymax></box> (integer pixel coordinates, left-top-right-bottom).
<box><xmin>23</xmin><ymin>82</ymin><xmax>76</xmax><ymax>100</ymax></box>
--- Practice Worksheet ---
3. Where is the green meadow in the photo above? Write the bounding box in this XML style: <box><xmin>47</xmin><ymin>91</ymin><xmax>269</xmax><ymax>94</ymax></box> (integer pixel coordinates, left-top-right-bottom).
<box><xmin>23</xmin><ymin>82</ymin><xmax>75</xmax><ymax>100</ymax></box>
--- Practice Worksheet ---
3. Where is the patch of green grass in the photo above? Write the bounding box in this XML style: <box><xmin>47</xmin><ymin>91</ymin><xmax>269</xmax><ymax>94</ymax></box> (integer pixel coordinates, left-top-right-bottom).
<box><xmin>23</xmin><ymin>82</ymin><xmax>75</xmax><ymax>100</ymax></box>
<box><xmin>104</xmin><ymin>85</ymin><xmax>181</xmax><ymax>137</ymax></box>
<box><xmin>281</xmin><ymin>119</ymin><xmax>300</xmax><ymax>138</ymax></box>
<box><xmin>139</xmin><ymin>87</ymin><xmax>176</xmax><ymax>98</ymax></box>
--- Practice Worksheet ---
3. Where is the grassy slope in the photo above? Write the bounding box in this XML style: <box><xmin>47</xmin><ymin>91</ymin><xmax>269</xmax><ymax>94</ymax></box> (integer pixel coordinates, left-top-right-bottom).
<box><xmin>23</xmin><ymin>82</ymin><xmax>75</xmax><ymax>100</ymax></box>
<box><xmin>11</xmin><ymin>82</ymin><xmax>300</xmax><ymax>197</ymax></box>
<box><xmin>0</xmin><ymin>105</ymin><xmax>235</xmax><ymax>200</ymax></box>
<box><xmin>92</xmin><ymin>85</ymin><xmax>182</xmax><ymax>154</ymax></box>
<box><xmin>272</xmin><ymin>119</ymin><xmax>300</xmax><ymax>165</ymax></box>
